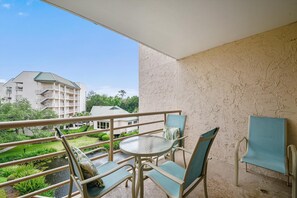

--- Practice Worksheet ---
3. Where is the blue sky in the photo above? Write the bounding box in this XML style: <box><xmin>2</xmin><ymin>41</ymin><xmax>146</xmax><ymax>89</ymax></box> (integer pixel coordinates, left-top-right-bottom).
<box><xmin>0</xmin><ymin>0</ymin><xmax>139</xmax><ymax>96</ymax></box>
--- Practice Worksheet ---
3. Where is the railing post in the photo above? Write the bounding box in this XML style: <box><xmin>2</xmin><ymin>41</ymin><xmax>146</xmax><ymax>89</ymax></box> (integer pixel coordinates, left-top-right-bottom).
<box><xmin>164</xmin><ymin>113</ymin><xmax>167</xmax><ymax>124</ymax></box>
<box><xmin>109</xmin><ymin>118</ymin><xmax>114</xmax><ymax>161</ymax></box>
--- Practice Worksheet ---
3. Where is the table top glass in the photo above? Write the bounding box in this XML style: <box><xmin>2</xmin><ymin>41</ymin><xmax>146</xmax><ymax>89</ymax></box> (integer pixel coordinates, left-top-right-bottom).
<box><xmin>120</xmin><ymin>135</ymin><xmax>174</xmax><ymax>157</ymax></box>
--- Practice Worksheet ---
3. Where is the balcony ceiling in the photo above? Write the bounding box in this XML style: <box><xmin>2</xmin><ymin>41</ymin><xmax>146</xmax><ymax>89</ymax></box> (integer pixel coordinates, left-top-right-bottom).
<box><xmin>43</xmin><ymin>0</ymin><xmax>297</xmax><ymax>59</ymax></box>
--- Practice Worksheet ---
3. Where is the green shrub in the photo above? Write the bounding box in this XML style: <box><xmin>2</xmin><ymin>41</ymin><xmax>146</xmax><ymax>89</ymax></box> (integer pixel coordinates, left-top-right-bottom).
<box><xmin>31</xmin><ymin>130</ymin><xmax>54</xmax><ymax>139</ymax></box>
<box><xmin>101</xmin><ymin>134</ymin><xmax>110</xmax><ymax>141</ymax></box>
<box><xmin>0</xmin><ymin>148</ymin><xmax>57</xmax><ymax>163</ymax></box>
<box><xmin>119</xmin><ymin>131</ymin><xmax>139</xmax><ymax>137</ymax></box>
<box><xmin>0</xmin><ymin>132</ymin><xmax>30</xmax><ymax>144</ymax></box>
<box><xmin>0</xmin><ymin>164</ymin><xmax>54</xmax><ymax>197</ymax></box>
<box><xmin>103</xmin><ymin>144</ymin><xmax>110</xmax><ymax>150</ymax></box>
<box><xmin>62</xmin><ymin>125</ymin><xmax>89</xmax><ymax>134</ymax></box>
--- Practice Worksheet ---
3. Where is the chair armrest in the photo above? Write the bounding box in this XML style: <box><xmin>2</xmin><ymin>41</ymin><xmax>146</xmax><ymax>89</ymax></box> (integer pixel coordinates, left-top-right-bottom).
<box><xmin>141</xmin><ymin>162</ymin><xmax>184</xmax><ymax>185</ymax></box>
<box><xmin>80</xmin><ymin>163</ymin><xmax>135</xmax><ymax>185</ymax></box>
<box><xmin>173</xmin><ymin>136</ymin><xmax>188</xmax><ymax>145</ymax></box>
<box><xmin>234</xmin><ymin>137</ymin><xmax>248</xmax><ymax>161</ymax></box>
<box><xmin>84</xmin><ymin>147</ymin><xmax>109</xmax><ymax>156</ymax></box>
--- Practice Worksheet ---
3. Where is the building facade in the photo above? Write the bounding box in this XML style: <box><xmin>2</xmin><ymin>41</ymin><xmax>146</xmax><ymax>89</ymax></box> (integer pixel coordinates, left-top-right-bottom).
<box><xmin>0</xmin><ymin>71</ymin><xmax>86</xmax><ymax>118</ymax></box>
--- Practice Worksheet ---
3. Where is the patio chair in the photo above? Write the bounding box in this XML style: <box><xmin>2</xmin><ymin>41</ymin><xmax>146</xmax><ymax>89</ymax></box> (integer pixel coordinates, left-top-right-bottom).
<box><xmin>140</xmin><ymin>127</ymin><xmax>219</xmax><ymax>198</ymax></box>
<box><xmin>55</xmin><ymin>128</ymin><xmax>135</xmax><ymax>198</ymax></box>
<box><xmin>235</xmin><ymin>115</ymin><xmax>297</xmax><ymax>197</ymax></box>
<box><xmin>235</xmin><ymin>115</ymin><xmax>287</xmax><ymax>185</ymax></box>
<box><xmin>156</xmin><ymin>114</ymin><xmax>187</xmax><ymax>167</ymax></box>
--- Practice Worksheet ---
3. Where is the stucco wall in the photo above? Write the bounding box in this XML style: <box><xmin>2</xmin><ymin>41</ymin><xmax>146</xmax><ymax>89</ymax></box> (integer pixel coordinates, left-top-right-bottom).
<box><xmin>139</xmin><ymin>22</ymin><xmax>297</xmax><ymax>173</ymax></box>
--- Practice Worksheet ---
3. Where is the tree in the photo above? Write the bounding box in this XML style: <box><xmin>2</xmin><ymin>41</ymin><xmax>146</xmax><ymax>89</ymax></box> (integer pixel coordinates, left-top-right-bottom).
<box><xmin>117</xmin><ymin>90</ymin><xmax>126</xmax><ymax>98</ymax></box>
<box><xmin>86</xmin><ymin>90</ymin><xmax>139</xmax><ymax>113</ymax></box>
<box><xmin>0</xmin><ymin>99</ymin><xmax>58</xmax><ymax>134</ymax></box>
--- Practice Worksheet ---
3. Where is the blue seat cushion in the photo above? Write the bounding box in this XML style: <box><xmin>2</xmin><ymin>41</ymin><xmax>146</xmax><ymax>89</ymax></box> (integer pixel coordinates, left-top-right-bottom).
<box><xmin>146</xmin><ymin>161</ymin><xmax>185</xmax><ymax>198</ymax></box>
<box><xmin>87</xmin><ymin>161</ymin><xmax>132</xmax><ymax>197</ymax></box>
<box><xmin>242</xmin><ymin>153</ymin><xmax>286</xmax><ymax>174</ymax></box>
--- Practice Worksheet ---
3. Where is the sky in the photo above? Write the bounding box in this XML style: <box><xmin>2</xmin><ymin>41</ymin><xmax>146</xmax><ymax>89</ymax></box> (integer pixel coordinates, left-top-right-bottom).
<box><xmin>0</xmin><ymin>0</ymin><xmax>139</xmax><ymax>96</ymax></box>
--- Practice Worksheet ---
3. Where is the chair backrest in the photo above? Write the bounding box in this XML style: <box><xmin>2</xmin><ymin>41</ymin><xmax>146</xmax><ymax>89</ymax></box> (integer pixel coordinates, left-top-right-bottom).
<box><xmin>183</xmin><ymin>127</ymin><xmax>219</xmax><ymax>189</ymax></box>
<box><xmin>55</xmin><ymin>128</ymin><xmax>85</xmax><ymax>182</ymax></box>
<box><xmin>166</xmin><ymin>115</ymin><xmax>187</xmax><ymax>145</ymax></box>
<box><xmin>247</xmin><ymin>115</ymin><xmax>287</xmax><ymax>173</ymax></box>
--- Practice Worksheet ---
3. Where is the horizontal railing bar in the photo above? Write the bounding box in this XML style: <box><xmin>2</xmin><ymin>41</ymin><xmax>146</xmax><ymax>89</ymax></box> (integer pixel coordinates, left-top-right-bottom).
<box><xmin>18</xmin><ymin>180</ymin><xmax>70</xmax><ymax>198</ymax></box>
<box><xmin>0</xmin><ymin>110</ymin><xmax>181</xmax><ymax>129</ymax></box>
<box><xmin>0</xmin><ymin>128</ymin><xmax>162</xmax><ymax>168</ymax></box>
<box><xmin>0</xmin><ymin>120</ymin><xmax>164</xmax><ymax>148</ymax></box>
<box><xmin>113</xmin><ymin>120</ymin><xmax>164</xmax><ymax>131</ymax></box>
<box><xmin>0</xmin><ymin>165</ymin><xmax>68</xmax><ymax>188</ymax></box>
<box><xmin>0</xmin><ymin>150</ymin><xmax>120</xmax><ymax>188</ymax></box>
<box><xmin>0</xmin><ymin>128</ymin><xmax>107</xmax><ymax>148</ymax></box>
<box><xmin>118</xmin><ymin>156</ymin><xmax>134</xmax><ymax>164</ymax></box>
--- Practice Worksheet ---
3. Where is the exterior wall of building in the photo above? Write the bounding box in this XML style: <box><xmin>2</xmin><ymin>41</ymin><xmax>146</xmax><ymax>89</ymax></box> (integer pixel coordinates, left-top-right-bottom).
<box><xmin>0</xmin><ymin>71</ymin><xmax>86</xmax><ymax>118</ymax></box>
<box><xmin>139</xmin><ymin>22</ymin><xmax>297</xmax><ymax>177</ymax></box>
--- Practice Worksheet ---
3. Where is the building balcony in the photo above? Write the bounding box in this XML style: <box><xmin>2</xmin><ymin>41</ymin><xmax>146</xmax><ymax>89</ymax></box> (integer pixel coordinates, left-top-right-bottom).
<box><xmin>0</xmin><ymin>110</ymin><xmax>294</xmax><ymax>198</ymax></box>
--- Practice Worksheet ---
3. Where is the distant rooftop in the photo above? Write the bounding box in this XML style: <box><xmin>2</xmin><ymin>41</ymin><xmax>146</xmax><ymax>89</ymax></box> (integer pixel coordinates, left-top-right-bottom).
<box><xmin>34</xmin><ymin>72</ymin><xmax>80</xmax><ymax>89</ymax></box>
<box><xmin>90</xmin><ymin>106</ymin><xmax>137</xmax><ymax>121</ymax></box>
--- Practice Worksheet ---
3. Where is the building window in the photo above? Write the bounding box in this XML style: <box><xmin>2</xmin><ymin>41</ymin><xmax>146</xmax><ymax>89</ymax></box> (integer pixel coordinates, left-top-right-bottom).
<box><xmin>98</xmin><ymin>121</ymin><xmax>110</xmax><ymax>129</ymax></box>
<box><xmin>128</xmin><ymin>121</ymin><xmax>132</xmax><ymax>125</ymax></box>
<box><xmin>133</xmin><ymin>121</ymin><xmax>138</xmax><ymax>124</ymax></box>
<box><xmin>16</xmin><ymin>82</ymin><xmax>23</xmax><ymax>91</ymax></box>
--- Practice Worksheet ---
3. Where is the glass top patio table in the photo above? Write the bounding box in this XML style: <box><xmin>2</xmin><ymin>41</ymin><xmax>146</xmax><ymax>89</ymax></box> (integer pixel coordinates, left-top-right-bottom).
<box><xmin>120</xmin><ymin>135</ymin><xmax>174</xmax><ymax>157</ymax></box>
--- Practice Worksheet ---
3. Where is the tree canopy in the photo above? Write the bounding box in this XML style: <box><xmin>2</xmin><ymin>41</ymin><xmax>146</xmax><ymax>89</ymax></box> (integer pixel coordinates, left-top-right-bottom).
<box><xmin>0</xmin><ymin>99</ymin><xmax>58</xmax><ymax>122</ymax></box>
<box><xmin>86</xmin><ymin>90</ymin><xmax>139</xmax><ymax>113</ymax></box>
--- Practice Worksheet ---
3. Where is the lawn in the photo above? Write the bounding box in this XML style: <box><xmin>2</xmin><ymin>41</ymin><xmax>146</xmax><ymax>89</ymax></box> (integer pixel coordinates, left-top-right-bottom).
<box><xmin>0</xmin><ymin>136</ymin><xmax>99</xmax><ymax>161</ymax></box>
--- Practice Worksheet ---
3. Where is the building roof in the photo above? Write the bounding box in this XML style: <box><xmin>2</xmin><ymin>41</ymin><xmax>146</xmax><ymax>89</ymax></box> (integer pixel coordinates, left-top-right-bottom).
<box><xmin>90</xmin><ymin>106</ymin><xmax>137</xmax><ymax>121</ymax></box>
<box><xmin>34</xmin><ymin>72</ymin><xmax>80</xmax><ymax>89</ymax></box>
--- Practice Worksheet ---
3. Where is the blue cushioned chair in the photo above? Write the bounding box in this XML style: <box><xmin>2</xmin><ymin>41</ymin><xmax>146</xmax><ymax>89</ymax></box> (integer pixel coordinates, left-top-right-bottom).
<box><xmin>55</xmin><ymin>128</ymin><xmax>135</xmax><ymax>198</ymax></box>
<box><xmin>140</xmin><ymin>127</ymin><xmax>219</xmax><ymax>198</ymax></box>
<box><xmin>157</xmin><ymin>114</ymin><xmax>187</xmax><ymax>167</ymax></box>
<box><xmin>234</xmin><ymin>115</ymin><xmax>288</xmax><ymax>186</ymax></box>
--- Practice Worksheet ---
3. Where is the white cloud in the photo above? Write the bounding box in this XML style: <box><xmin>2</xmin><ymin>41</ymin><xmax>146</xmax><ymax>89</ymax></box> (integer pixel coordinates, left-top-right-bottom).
<box><xmin>2</xmin><ymin>3</ymin><xmax>11</xmax><ymax>9</ymax></box>
<box><xmin>92</xmin><ymin>85</ymin><xmax>138</xmax><ymax>97</ymax></box>
<box><xmin>0</xmin><ymin>79</ymin><xmax>7</xmax><ymax>83</ymax></box>
<box><xmin>18</xmin><ymin>12</ymin><xmax>29</xmax><ymax>17</ymax></box>
<box><xmin>26</xmin><ymin>0</ymin><xmax>35</xmax><ymax>6</ymax></box>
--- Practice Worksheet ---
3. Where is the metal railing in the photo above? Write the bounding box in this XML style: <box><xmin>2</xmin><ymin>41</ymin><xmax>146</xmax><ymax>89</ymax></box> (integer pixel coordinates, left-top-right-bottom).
<box><xmin>0</xmin><ymin>110</ymin><xmax>181</xmax><ymax>198</ymax></box>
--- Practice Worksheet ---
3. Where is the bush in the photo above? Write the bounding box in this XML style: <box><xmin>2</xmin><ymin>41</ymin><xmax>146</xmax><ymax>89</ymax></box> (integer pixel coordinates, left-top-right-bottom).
<box><xmin>0</xmin><ymin>132</ymin><xmax>30</xmax><ymax>144</ymax></box>
<box><xmin>103</xmin><ymin>144</ymin><xmax>110</xmax><ymax>150</ymax></box>
<box><xmin>31</xmin><ymin>130</ymin><xmax>54</xmax><ymax>139</ymax></box>
<box><xmin>101</xmin><ymin>134</ymin><xmax>110</xmax><ymax>141</ymax></box>
<box><xmin>0</xmin><ymin>164</ymin><xmax>54</xmax><ymax>197</ymax></box>
<box><xmin>119</xmin><ymin>130</ymin><xmax>139</xmax><ymax>137</ymax></box>
<box><xmin>0</xmin><ymin>189</ymin><xmax>6</xmax><ymax>198</ymax></box>
<box><xmin>0</xmin><ymin>148</ymin><xmax>57</xmax><ymax>163</ymax></box>
<box><xmin>62</xmin><ymin>125</ymin><xmax>89</xmax><ymax>134</ymax></box>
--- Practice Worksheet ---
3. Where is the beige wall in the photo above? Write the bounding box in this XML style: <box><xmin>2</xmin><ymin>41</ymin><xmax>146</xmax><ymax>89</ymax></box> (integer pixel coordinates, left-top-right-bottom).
<box><xmin>139</xmin><ymin>22</ymin><xmax>297</xmax><ymax>167</ymax></box>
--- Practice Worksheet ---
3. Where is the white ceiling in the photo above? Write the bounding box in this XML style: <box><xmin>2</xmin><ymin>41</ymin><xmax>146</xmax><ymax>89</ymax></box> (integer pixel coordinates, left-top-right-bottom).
<box><xmin>43</xmin><ymin>0</ymin><xmax>297</xmax><ymax>59</ymax></box>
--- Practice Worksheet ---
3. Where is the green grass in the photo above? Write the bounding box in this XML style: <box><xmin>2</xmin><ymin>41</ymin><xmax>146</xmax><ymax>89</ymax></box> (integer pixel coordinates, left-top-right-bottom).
<box><xmin>0</xmin><ymin>176</ymin><xmax>7</xmax><ymax>183</ymax></box>
<box><xmin>0</xmin><ymin>136</ymin><xmax>99</xmax><ymax>162</ymax></box>
<box><xmin>0</xmin><ymin>189</ymin><xmax>6</xmax><ymax>198</ymax></box>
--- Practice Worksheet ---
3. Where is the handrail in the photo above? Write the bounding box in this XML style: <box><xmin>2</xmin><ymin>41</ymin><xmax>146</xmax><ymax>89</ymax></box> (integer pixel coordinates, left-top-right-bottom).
<box><xmin>0</xmin><ymin>110</ymin><xmax>181</xmax><ymax>197</ymax></box>
<box><xmin>0</xmin><ymin>110</ymin><xmax>181</xmax><ymax>129</ymax></box>
<box><xmin>0</xmin><ymin>120</ymin><xmax>164</xmax><ymax>148</ymax></box>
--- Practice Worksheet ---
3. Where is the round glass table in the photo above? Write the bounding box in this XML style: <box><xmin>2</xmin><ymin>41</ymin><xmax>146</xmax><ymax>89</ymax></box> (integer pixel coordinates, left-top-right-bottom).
<box><xmin>120</xmin><ymin>135</ymin><xmax>174</xmax><ymax>197</ymax></box>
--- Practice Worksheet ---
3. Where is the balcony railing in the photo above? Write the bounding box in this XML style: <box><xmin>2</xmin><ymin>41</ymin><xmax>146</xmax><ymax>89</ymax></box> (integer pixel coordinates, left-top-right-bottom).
<box><xmin>0</xmin><ymin>110</ymin><xmax>181</xmax><ymax>198</ymax></box>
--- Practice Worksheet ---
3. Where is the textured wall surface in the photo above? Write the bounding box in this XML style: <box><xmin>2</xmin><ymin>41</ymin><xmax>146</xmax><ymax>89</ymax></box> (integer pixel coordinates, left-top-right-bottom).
<box><xmin>139</xmin><ymin>22</ymin><xmax>297</xmax><ymax>176</ymax></box>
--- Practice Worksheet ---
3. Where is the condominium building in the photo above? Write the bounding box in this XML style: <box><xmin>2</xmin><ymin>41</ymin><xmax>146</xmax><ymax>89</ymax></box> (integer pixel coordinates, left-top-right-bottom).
<box><xmin>0</xmin><ymin>71</ymin><xmax>86</xmax><ymax>118</ymax></box>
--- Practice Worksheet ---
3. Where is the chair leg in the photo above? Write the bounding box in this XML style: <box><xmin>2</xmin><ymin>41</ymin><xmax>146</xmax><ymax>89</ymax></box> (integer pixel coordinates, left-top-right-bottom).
<box><xmin>68</xmin><ymin>177</ymin><xmax>73</xmax><ymax>198</ymax></box>
<box><xmin>203</xmin><ymin>176</ymin><xmax>208</xmax><ymax>198</ymax></box>
<box><xmin>182</xmin><ymin>150</ymin><xmax>187</xmax><ymax>168</ymax></box>
<box><xmin>234</xmin><ymin>152</ymin><xmax>239</xmax><ymax>186</ymax></box>
<box><xmin>245</xmin><ymin>163</ymin><xmax>248</xmax><ymax>172</ymax></box>
<box><xmin>156</xmin><ymin>156</ymin><xmax>159</xmax><ymax>166</ymax></box>
<box><xmin>125</xmin><ymin>179</ymin><xmax>129</xmax><ymax>187</ymax></box>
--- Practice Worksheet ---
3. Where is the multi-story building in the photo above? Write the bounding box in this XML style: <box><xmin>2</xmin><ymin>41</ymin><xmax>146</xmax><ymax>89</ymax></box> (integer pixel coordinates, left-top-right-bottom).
<box><xmin>0</xmin><ymin>71</ymin><xmax>86</xmax><ymax>118</ymax></box>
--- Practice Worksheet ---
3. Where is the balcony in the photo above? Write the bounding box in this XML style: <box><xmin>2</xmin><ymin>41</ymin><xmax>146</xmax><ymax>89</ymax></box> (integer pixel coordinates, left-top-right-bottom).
<box><xmin>0</xmin><ymin>110</ymin><xmax>294</xmax><ymax>198</ymax></box>
<box><xmin>0</xmin><ymin>110</ymin><xmax>179</xmax><ymax>197</ymax></box>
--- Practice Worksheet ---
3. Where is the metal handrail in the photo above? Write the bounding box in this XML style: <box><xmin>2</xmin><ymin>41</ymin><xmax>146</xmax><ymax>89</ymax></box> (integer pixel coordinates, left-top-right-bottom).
<box><xmin>0</xmin><ymin>110</ymin><xmax>181</xmax><ymax>197</ymax></box>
